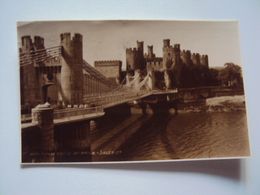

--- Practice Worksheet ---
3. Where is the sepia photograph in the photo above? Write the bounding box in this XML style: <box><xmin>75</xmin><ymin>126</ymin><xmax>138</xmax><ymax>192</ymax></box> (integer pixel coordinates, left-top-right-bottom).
<box><xmin>18</xmin><ymin>20</ymin><xmax>250</xmax><ymax>164</ymax></box>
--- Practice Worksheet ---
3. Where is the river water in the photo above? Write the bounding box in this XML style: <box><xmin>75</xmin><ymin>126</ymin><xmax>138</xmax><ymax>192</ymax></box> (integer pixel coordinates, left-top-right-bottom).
<box><xmin>92</xmin><ymin>111</ymin><xmax>250</xmax><ymax>162</ymax></box>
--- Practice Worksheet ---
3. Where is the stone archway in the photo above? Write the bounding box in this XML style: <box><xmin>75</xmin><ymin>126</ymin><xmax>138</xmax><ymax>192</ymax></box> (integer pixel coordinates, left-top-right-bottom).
<box><xmin>41</xmin><ymin>72</ymin><xmax>55</xmax><ymax>103</ymax></box>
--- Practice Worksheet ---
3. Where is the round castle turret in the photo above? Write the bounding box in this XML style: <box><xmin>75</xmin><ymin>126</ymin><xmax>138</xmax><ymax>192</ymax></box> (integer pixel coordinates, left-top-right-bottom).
<box><xmin>60</xmin><ymin>32</ymin><xmax>84</xmax><ymax>106</ymax></box>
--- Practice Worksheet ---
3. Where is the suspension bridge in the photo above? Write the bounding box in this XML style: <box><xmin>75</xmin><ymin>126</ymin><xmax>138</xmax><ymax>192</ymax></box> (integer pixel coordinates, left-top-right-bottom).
<box><xmin>19</xmin><ymin>33</ymin><xmax>178</xmax><ymax>128</ymax></box>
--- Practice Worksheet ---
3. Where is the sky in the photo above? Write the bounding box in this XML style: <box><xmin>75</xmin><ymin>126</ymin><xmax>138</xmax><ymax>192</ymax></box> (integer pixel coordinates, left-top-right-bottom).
<box><xmin>17</xmin><ymin>20</ymin><xmax>242</xmax><ymax>69</ymax></box>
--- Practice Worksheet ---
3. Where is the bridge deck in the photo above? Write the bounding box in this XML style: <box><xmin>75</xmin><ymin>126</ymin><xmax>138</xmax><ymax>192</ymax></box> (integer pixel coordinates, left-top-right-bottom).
<box><xmin>21</xmin><ymin>89</ymin><xmax>178</xmax><ymax>130</ymax></box>
<box><xmin>21</xmin><ymin>111</ymin><xmax>105</xmax><ymax>130</ymax></box>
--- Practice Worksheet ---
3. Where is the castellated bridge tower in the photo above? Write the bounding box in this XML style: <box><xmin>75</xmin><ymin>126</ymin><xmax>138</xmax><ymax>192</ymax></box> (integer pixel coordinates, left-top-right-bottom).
<box><xmin>20</xmin><ymin>36</ymin><xmax>42</xmax><ymax>107</ymax></box>
<box><xmin>34</xmin><ymin>36</ymin><xmax>45</xmax><ymax>50</ymax></box>
<box><xmin>60</xmin><ymin>33</ymin><xmax>84</xmax><ymax>106</ymax></box>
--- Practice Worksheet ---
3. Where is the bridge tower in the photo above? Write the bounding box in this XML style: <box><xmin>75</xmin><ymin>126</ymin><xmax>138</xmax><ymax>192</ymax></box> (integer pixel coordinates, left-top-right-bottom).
<box><xmin>20</xmin><ymin>36</ymin><xmax>41</xmax><ymax>107</ymax></box>
<box><xmin>60</xmin><ymin>33</ymin><xmax>84</xmax><ymax>106</ymax></box>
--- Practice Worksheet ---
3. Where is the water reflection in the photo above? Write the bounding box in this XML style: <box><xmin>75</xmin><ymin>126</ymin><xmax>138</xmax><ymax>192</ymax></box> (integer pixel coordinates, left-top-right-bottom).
<box><xmin>95</xmin><ymin>111</ymin><xmax>249</xmax><ymax>161</ymax></box>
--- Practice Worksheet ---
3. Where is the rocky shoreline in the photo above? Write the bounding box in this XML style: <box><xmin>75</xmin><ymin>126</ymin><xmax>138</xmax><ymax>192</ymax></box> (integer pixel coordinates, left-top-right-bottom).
<box><xmin>205</xmin><ymin>95</ymin><xmax>246</xmax><ymax>112</ymax></box>
<box><xmin>131</xmin><ymin>95</ymin><xmax>246</xmax><ymax>114</ymax></box>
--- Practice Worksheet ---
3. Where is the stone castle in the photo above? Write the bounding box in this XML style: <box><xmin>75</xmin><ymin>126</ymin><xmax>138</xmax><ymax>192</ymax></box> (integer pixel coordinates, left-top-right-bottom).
<box><xmin>126</xmin><ymin>39</ymin><xmax>209</xmax><ymax>89</ymax></box>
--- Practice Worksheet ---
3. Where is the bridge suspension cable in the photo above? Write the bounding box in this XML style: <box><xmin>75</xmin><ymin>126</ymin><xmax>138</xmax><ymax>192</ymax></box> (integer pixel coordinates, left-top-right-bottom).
<box><xmin>19</xmin><ymin>46</ymin><xmax>61</xmax><ymax>67</ymax></box>
<box><xmin>83</xmin><ymin>72</ymin><xmax>153</xmax><ymax>106</ymax></box>
<box><xmin>19</xmin><ymin>45</ymin><xmax>152</xmax><ymax>107</ymax></box>
<box><xmin>135</xmin><ymin>73</ymin><xmax>150</xmax><ymax>91</ymax></box>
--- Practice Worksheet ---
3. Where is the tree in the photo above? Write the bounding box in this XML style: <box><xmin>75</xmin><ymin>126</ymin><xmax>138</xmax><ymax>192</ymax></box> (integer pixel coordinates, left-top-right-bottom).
<box><xmin>218</xmin><ymin>63</ymin><xmax>243</xmax><ymax>88</ymax></box>
<box><xmin>208</xmin><ymin>68</ymin><xmax>220</xmax><ymax>86</ymax></box>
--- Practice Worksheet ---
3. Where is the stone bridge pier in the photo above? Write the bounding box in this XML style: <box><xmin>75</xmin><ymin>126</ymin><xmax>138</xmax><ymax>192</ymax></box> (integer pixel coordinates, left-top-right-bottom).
<box><xmin>31</xmin><ymin>103</ymin><xmax>55</xmax><ymax>162</ymax></box>
<box><xmin>55</xmin><ymin>120</ymin><xmax>91</xmax><ymax>162</ymax></box>
<box><xmin>24</xmin><ymin>104</ymin><xmax>93</xmax><ymax>162</ymax></box>
<box><xmin>140</xmin><ymin>94</ymin><xmax>179</xmax><ymax>115</ymax></box>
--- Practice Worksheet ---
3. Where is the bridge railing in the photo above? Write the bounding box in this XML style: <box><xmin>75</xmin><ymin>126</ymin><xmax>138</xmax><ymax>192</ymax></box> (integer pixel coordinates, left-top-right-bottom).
<box><xmin>21</xmin><ymin>113</ymin><xmax>32</xmax><ymax>123</ymax></box>
<box><xmin>21</xmin><ymin>106</ymin><xmax>104</xmax><ymax>123</ymax></box>
<box><xmin>53</xmin><ymin>106</ymin><xmax>103</xmax><ymax>120</ymax></box>
<box><xmin>83</xmin><ymin>88</ymin><xmax>152</xmax><ymax>106</ymax></box>
<box><xmin>19</xmin><ymin>46</ymin><xmax>61</xmax><ymax>67</ymax></box>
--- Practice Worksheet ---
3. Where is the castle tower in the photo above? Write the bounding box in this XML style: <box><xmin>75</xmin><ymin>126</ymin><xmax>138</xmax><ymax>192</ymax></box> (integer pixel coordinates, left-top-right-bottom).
<box><xmin>191</xmin><ymin>53</ymin><xmax>201</xmax><ymax>66</ymax></box>
<box><xmin>60</xmin><ymin>33</ymin><xmax>84</xmax><ymax>106</ymax></box>
<box><xmin>126</xmin><ymin>41</ymin><xmax>145</xmax><ymax>74</ymax></box>
<box><xmin>137</xmin><ymin>41</ymin><xmax>144</xmax><ymax>54</ymax></box>
<box><xmin>137</xmin><ymin>41</ymin><xmax>145</xmax><ymax>70</ymax></box>
<box><xmin>181</xmin><ymin>50</ymin><xmax>192</xmax><ymax>66</ymax></box>
<box><xmin>163</xmin><ymin>39</ymin><xmax>170</xmax><ymax>48</ymax></box>
<box><xmin>200</xmin><ymin>55</ymin><xmax>209</xmax><ymax>67</ymax></box>
<box><xmin>126</xmin><ymin>48</ymin><xmax>138</xmax><ymax>74</ymax></box>
<box><xmin>147</xmin><ymin>45</ymin><xmax>155</xmax><ymax>59</ymax></box>
<box><xmin>20</xmin><ymin>36</ymin><xmax>41</xmax><ymax>107</ymax></box>
<box><xmin>205</xmin><ymin>55</ymin><xmax>209</xmax><ymax>67</ymax></box>
<box><xmin>173</xmin><ymin>44</ymin><xmax>181</xmax><ymax>67</ymax></box>
<box><xmin>162</xmin><ymin>39</ymin><xmax>176</xmax><ymax>89</ymax></box>
<box><xmin>162</xmin><ymin>39</ymin><xmax>173</xmax><ymax>70</ymax></box>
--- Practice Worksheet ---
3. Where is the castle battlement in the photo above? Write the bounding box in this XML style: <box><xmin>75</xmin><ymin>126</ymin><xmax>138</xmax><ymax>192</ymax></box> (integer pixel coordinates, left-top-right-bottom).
<box><xmin>60</xmin><ymin>33</ymin><xmax>82</xmax><ymax>43</ymax></box>
<box><xmin>126</xmin><ymin>40</ymin><xmax>144</xmax><ymax>53</ymax></box>
<box><xmin>174</xmin><ymin>44</ymin><xmax>180</xmax><ymax>50</ymax></box>
<box><xmin>73</xmin><ymin>33</ymin><xmax>83</xmax><ymax>43</ymax></box>
<box><xmin>200</xmin><ymin>54</ymin><xmax>209</xmax><ymax>67</ymax></box>
<box><xmin>163</xmin><ymin>39</ymin><xmax>170</xmax><ymax>47</ymax></box>
<box><xmin>21</xmin><ymin>36</ymin><xmax>32</xmax><ymax>48</ymax></box>
<box><xmin>126</xmin><ymin>47</ymin><xmax>138</xmax><ymax>53</ymax></box>
<box><xmin>34</xmin><ymin>36</ymin><xmax>44</xmax><ymax>49</ymax></box>
<box><xmin>126</xmin><ymin>38</ymin><xmax>209</xmax><ymax>72</ymax></box>
<box><xmin>181</xmin><ymin>50</ymin><xmax>191</xmax><ymax>55</ymax></box>
<box><xmin>126</xmin><ymin>41</ymin><xmax>146</xmax><ymax>72</ymax></box>
<box><xmin>137</xmin><ymin>41</ymin><xmax>144</xmax><ymax>51</ymax></box>
<box><xmin>60</xmin><ymin>32</ymin><xmax>71</xmax><ymax>42</ymax></box>
<box><xmin>21</xmin><ymin>35</ymin><xmax>45</xmax><ymax>52</ymax></box>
